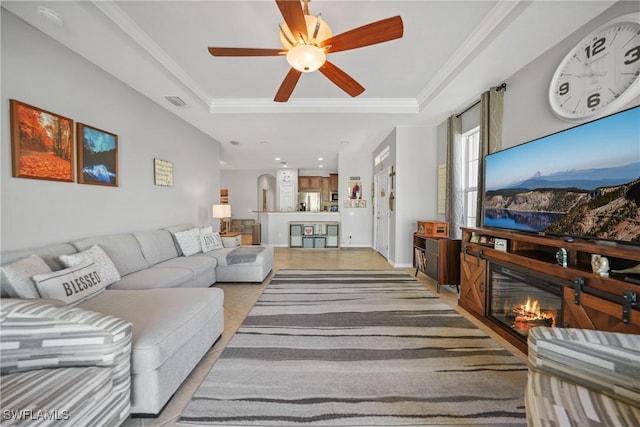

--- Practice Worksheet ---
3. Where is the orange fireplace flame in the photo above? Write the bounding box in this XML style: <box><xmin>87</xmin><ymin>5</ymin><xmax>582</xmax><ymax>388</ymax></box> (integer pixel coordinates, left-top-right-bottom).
<box><xmin>513</xmin><ymin>297</ymin><xmax>556</xmax><ymax>327</ymax></box>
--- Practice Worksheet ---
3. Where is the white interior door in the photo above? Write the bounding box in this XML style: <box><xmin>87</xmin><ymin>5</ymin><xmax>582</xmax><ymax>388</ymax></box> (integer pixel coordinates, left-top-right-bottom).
<box><xmin>374</xmin><ymin>167</ymin><xmax>390</xmax><ymax>258</ymax></box>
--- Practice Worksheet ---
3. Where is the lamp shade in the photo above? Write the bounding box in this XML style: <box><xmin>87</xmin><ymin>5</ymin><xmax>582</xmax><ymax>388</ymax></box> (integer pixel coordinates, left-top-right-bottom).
<box><xmin>212</xmin><ymin>204</ymin><xmax>231</xmax><ymax>219</ymax></box>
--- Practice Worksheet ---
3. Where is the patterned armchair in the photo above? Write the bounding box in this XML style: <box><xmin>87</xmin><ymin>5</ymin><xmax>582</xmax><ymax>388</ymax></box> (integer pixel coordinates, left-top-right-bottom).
<box><xmin>526</xmin><ymin>326</ymin><xmax>640</xmax><ymax>427</ymax></box>
<box><xmin>0</xmin><ymin>299</ymin><xmax>132</xmax><ymax>427</ymax></box>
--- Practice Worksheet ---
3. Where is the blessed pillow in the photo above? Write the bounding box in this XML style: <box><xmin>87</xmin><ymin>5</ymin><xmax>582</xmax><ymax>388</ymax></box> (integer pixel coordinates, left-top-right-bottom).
<box><xmin>0</xmin><ymin>254</ymin><xmax>51</xmax><ymax>298</ymax></box>
<box><xmin>33</xmin><ymin>260</ymin><xmax>106</xmax><ymax>305</ymax></box>
<box><xmin>174</xmin><ymin>228</ymin><xmax>202</xmax><ymax>257</ymax></box>
<box><xmin>59</xmin><ymin>245</ymin><xmax>121</xmax><ymax>286</ymax></box>
<box><xmin>201</xmin><ymin>232</ymin><xmax>223</xmax><ymax>253</ymax></box>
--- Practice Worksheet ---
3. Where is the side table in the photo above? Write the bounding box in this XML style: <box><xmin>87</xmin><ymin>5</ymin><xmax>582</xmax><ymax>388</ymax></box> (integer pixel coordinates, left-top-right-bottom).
<box><xmin>220</xmin><ymin>231</ymin><xmax>241</xmax><ymax>247</ymax></box>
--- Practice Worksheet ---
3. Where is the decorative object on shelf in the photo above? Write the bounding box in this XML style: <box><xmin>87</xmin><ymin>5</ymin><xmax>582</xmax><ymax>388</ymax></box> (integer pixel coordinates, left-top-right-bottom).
<box><xmin>303</xmin><ymin>226</ymin><xmax>314</xmax><ymax>236</ymax></box>
<box><xmin>556</xmin><ymin>248</ymin><xmax>568</xmax><ymax>267</ymax></box>
<box><xmin>212</xmin><ymin>204</ymin><xmax>232</xmax><ymax>234</ymax></box>
<box><xmin>416</xmin><ymin>221</ymin><xmax>449</xmax><ymax>238</ymax></box>
<box><xmin>591</xmin><ymin>254</ymin><xmax>610</xmax><ymax>278</ymax></box>
<box><xmin>612</xmin><ymin>264</ymin><xmax>640</xmax><ymax>275</ymax></box>
<box><xmin>470</xmin><ymin>233</ymin><xmax>480</xmax><ymax>244</ymax></box>
<box><xmin>9</xmin><ymin>99</ymin><xmax>74</xmax><ymax>182</ymax></box>
<box><xmin>154</xmin><ymin>158</ymin><xmax>173</xmax><ymax>187</ymax></box>
<box><xmin>549</xmin><ymin>13</ymin><xmax>640</xmax><ymax>122</ymax></box>
<box><xmin>493</xmin><ymin>238</ymin><xmax>508</xmax><ymax>252</ymax></box>
<box><xmin>77</xmin><ymin>123</ymin><xmax>118</xmax><ymax>186</ymax></box>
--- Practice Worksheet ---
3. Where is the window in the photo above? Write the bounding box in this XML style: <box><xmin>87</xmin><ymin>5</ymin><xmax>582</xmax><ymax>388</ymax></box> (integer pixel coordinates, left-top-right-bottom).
<box><xmin>462</xmin><ymin>127</ymin><xmax>479</xmax><ymax>227</ymax></box>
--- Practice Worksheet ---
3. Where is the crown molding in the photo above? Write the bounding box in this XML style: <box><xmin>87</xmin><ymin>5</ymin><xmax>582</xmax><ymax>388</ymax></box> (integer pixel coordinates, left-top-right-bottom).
<box><xmin>416</xmin><ymin>0</ymin><xmax>523</xmax><ymax>110</ymax></box>
<box><xmin>209</xmin><ymin>98</ymin><xmax>419</xmax><ymax>114</ymax></box>
<box><xmin>91</xmin><ymin>0</ymin><xmax>211</xmax><ymax>107</ymax></box>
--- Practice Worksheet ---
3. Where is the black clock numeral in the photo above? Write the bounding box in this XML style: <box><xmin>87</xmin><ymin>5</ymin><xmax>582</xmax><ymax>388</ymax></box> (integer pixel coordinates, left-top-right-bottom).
<box><xmin>624</xmin><ymin>46</ymin><xmax>640</xmax><ymax>65</ymax></box>
<box><xmin>585</xmin><ymin>37</ymin><xmax>606</xmax><ymax>58</ymax></box>
<box><xmin>558</xmin><ymin>82</ymin><xmax>570</xmax><ymax>96</ymax></box>
<box><xmin>587</xmin><ymin>93</ymin><xmax>600</xmax><ymax>108</ymax></box>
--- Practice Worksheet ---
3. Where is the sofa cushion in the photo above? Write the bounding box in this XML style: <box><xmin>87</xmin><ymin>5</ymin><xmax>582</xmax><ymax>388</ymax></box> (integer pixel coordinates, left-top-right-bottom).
<box><xmin>59</xmin><ymin>244</ymin><xmax>121</xmax><ymax>286</ymax></box>
<box><xmin>33</xmin><ymin>261</ymin><xmax>106</xmax><ymax>305</ymax></box>
<box><xmin>0</xmin><ymin>254</ymin><xmax>51</xmax><ymax>298</ymax></box>
<box><xmin>72</xmin><ymin>234</ymin><xmax>149</xmax><ymax>277</ymax></box>
<box><xmin>200</xmin><ymin>231</ymin><xmax>223</xmax><ymax>252</ymax></box>
<box><xmin>106</xmin><ymin>267</ymin><xmax>194</xmax><ymax>290</ymax></box>
<box><xmin>174</xmin><ymin>228</ymin><xmax>202</xmax><ymax>257</ymax></box>
<box><xmin>154</xmin><ymin>256</ymin><xmax>216</xmax><ymax>276</ymax></box>
<box><xmin>78</xmin><ymin>288</ymin><xmax>224</xmax><ymax>373</ymax></box>
<box><xmin>164</xmin><ymin>224</ymin><xmax>196</xmax><ymax>256</ymax></box>
<box><xmin>1</xmin><ymin>244</ymin><xmax>78</xmax><ymax>298</ymax></box>
<box><xmin>133</xmin><ymin>229</ymin><xmax>180</xmax><ymax>265</ymax></box>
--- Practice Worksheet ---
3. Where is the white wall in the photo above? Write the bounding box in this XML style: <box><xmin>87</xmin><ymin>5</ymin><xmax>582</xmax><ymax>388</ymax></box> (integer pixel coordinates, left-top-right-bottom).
<box><xmin>1</xmin><ymin>11</ymin><xmax>221</xmax><ymax>250</ymax></box>
<box><xmin>220</xmin><ymin>169</ymin><xmax>275</xmax><ymax>220</ymax></box>
<box><xmin>394</xmin><ymin>125</ymin><xmax>438</xmax><ymax>267</ymax></box>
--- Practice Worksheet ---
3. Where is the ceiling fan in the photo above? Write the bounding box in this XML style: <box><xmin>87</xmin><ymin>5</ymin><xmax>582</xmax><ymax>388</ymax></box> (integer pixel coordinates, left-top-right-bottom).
<box><xmin>208</xmin><ymin>0</ymin><xmax>403</xmax><ymax>102</ymax></box>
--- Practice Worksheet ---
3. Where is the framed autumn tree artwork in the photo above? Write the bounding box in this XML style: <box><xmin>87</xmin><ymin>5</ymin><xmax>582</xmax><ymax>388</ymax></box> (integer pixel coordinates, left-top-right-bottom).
<box><xmin>76</xmin><ymin>123</ymin><xmax>118</xmax><ymax>186</ymax></box>
<box><xmin>10</xmin><ymin>100</ymin><xmax>74</xmax><ymax>182</ymax></box>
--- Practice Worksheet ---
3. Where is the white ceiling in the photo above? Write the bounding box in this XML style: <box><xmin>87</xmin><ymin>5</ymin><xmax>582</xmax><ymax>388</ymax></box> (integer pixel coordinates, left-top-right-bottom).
<box><xmin>2</xmin><ymin>1</ymin><xmax>617</xmax><ymax>171</ymax></box>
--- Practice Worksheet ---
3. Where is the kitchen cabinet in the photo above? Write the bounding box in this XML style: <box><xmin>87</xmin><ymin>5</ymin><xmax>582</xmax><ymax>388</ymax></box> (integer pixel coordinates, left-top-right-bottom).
<box><xmin>329</xmin><ymin>174</ymin><xmax>338</xmax><ymax>191</ymax></box>
<box><xmin>298</xmin><ymin>176</ymin><xmax>322</xmax><ymax>191</ymax></box>
<box><xmin>321</xmin><ymin>177</ymin><xmax>330</xmax><ymax>200</ymax></box>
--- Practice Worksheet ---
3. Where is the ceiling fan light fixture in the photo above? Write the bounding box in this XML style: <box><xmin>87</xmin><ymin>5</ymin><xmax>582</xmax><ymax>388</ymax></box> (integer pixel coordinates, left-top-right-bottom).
<box><xmin>286</xmin><ymin>44</ymin><xmax>326</xmax><ymax>72</ymax></box>
<box><xmin>279</xmin><ymin>15</ymin><xmax>332</xmax><ymax>49</ymax></box>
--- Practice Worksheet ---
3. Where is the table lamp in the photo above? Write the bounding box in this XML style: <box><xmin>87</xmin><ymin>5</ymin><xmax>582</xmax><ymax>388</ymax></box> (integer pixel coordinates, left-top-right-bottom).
<box><xmin>212</xmin><ymin>204</ymin><xmax>231</xmax><ymax>234</ymax></box>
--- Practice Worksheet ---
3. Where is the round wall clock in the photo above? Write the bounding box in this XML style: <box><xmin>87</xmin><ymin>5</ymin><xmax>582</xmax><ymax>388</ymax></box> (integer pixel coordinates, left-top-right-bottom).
<box><xmin>549</xmin><ymin>13</ymin><xmax>640</xmax><ymax>122</ymax></box>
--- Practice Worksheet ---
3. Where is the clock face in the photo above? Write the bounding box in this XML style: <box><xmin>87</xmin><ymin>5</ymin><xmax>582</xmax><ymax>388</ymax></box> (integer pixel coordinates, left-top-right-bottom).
<box><xmin>549</xmin><ymin>13</ymin><xmax>640</xmax><ymax>122</ymax></box>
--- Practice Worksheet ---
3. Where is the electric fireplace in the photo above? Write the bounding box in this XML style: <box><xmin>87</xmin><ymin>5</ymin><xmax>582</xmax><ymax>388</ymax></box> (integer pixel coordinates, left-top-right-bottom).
<box><xmin>488</xmin><ymin>261</ymin><xmax>563</xmax><ymax>339</ymax></box>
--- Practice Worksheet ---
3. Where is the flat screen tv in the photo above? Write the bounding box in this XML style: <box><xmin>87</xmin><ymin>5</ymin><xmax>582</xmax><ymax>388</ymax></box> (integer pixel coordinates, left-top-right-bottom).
<box><xmin>483</xmin><ymin>105</ymin><xmax>640</xmax><ymax>244</ymax></box>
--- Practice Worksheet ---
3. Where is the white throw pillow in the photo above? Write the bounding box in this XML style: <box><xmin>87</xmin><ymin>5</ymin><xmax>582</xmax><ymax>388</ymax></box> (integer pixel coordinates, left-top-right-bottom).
<box><xmin>201</xmin><ymin>232</ymin><xmax>223</xmax><ymax>253</ymax></box>
<box><xmin>33</xmin><ymin>260</ymin><xmax>106</xmax><ymax>305</ymax></box>
<box><xmin>174</xmin><ymin>228</ymin><xmax>202</xmax><ymax>257</ymax></box>
<box><xmin>0</xmin><ymin>254</ymin><xmax>51</xmax><ymax>298</ymax></box>
<box><xmin>59</xmin><ymin>245</ymin><xmax>121</xmax><ymax>286</ymax></box>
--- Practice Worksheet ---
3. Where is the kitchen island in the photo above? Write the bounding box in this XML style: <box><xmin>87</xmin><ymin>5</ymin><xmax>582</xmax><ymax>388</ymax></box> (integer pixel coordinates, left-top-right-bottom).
<box><xmin>257</xmin><ymin>211</ymin><xmax>340</xmax><ymax>247</ymax></box>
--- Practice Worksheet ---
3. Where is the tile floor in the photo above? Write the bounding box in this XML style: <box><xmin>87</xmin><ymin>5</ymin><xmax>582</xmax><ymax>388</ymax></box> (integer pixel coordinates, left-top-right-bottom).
<box><xmin>123</xmin><ymin>247</ymin><xmax>526</xmax><ymax>427</ymax></box>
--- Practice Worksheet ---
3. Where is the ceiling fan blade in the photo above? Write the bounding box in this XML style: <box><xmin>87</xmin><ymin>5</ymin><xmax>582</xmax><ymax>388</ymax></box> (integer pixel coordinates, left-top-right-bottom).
<box><xmin>319</xmin><ymin>61</ymin><xmax>365</xmax><ymax>98</ymax></box>
<box><xmin>275</xmin><ymin>0</ymin><xmax>308</xmax><ymax>43</ymax></box>
<box><xmin>319</xmin><ymin>16</ymin><xmax>403</xmax><ymax>54</ymax></box>
<box><xmin>208</xmin><ymin>47</ymin><xmax>284</xmax><ymax>57</ymax></box>
<box><xmin>274</xmin><ymin>68</ymin><xmax>302</xmax><ymax>102</ymax></box>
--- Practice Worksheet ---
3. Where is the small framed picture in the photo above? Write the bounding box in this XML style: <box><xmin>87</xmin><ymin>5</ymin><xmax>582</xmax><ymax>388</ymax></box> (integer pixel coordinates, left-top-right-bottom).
<box><xmin>303</xmin><ymin>226</ymin><xmax>314</xmax><ymax>236</ymax></box>
<box><xmin>77</xmin><ymin>123</ymin><xmax>118</xmax><ymax>186</ymax></box>
<box><xmin>479</xmin><ymin>236</ymin><xmax>488</xmax><ymax>244</ymax></box>
<box><xmin>470</xmin><ymin>234</ymin><xmax>480</xmax><ymax>243</ymax></box>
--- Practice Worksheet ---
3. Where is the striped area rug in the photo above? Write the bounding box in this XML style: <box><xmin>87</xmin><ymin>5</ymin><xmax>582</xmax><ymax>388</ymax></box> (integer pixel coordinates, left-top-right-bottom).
<box><xmin>179</xmin><ymin>269</ymin><xmax>528</xmax><ymax>426</ymax></box>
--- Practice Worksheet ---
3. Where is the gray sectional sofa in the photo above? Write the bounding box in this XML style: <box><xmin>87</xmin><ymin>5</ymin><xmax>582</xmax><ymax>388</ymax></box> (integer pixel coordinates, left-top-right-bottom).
<box><xmin>0</xmin><ymin>224</ymin><xmax>274</xmax><ymax>418</ymax></box>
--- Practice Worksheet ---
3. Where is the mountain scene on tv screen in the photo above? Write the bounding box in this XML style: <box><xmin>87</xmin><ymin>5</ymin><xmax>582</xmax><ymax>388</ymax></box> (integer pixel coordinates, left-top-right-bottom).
<box><xmin>484</xmin><ymin>107</ymin><xmax>640</xmax><ymax>242</ymax></box>
<box><xmin>484</xmin><ymin>164</ymin><xmax>640</xmax><ymax>242</ymax></box>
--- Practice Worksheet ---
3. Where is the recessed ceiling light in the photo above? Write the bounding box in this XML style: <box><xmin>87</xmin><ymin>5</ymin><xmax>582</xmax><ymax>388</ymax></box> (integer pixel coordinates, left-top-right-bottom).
<box><xmin>37</xmin><ymin>6</ymin><xmax>64</xmax><ymax>26</ymax></box>
<box><xmin>275</xmin><ymin>157</ymin><xmax>281</xmax><ymax>161</ymax></box>
<box><xmin>261</xmin><ymin>141</ymin><xmax>268</xmax><ymax>145</ymax></box>
<box><xmin>319</xmin><ymin>165</ymin><xmax>324</xmax><ymax>168</ymax></box>
<box><xmin>318</xmin><ymin>157</ymin><xmax>323</xmax><ymax>161</ymax></box>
